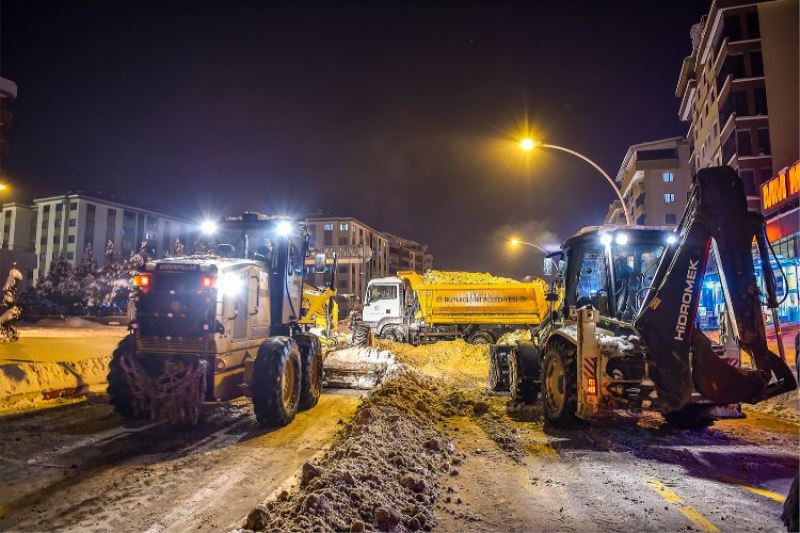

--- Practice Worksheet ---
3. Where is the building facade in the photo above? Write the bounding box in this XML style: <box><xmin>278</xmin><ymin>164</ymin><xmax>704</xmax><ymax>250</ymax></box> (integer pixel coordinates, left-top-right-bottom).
<box><xmin>24</xmin><ymin>193</ymin><xmax>191</xmax><ymax>280</ymax></box>
<box><xmin>676</xmin><ymin>0</ymin><xmax>799</xmax><ymax>210</ymax></box>
<box><xmin>303</xmin><ymin>217</ymin><xmax>433</xmax><ymax>306</ymax></box>
<box><xmin>605</xmin><ymin>138</ymin><xmax>692</xmax><ymax>227</ymax></box>
<box><xmin>385</xmin><ymin>232</ymin><xmax>434</xmax><ymax>274</ymax></box>
<box><xmin>0</xmin><ymin>77</ymin><xmax>16</xmax><ymax>157</ymax></box>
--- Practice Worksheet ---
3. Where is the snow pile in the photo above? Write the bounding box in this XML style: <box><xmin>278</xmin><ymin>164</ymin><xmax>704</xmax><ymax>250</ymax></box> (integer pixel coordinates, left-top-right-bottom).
<box><xmin>421</xmin><ymin>270</ymin><xmax>521</xmax><ymax>285</ymax></box>
<box><xmin>373</xmin><ymin>339</ymin><xmax>487</xmax><ymax>369</ymax></box>
<box><xmin>0</xmin><ymin>356</ymin><xmax>110</xmax><ymax>414</ymax></box>
<box><xmin>243</xmin><ymin>368</ymin><xmax>457</xmax><ymax>532</ymax></box>
<box><xmin>745</xmin><ymin>390</ymin><xmax>800</xmax><ymax>424</ymax></box>
<box><xmin>496</xmin><ymin>329</ymin><xmax>532</xmax><ymax>346</ymax></box>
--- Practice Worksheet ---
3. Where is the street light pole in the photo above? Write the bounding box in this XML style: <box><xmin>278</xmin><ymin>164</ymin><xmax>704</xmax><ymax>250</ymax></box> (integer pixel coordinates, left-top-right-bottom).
<box><xmin>521</xmin><ymin>140</ymin><xmax>632</xmax><ymax>226</ymax></box>
<box><xmin>510</xmin><ymin>239</ymin><xmax>553</xmax><ymax>256</ymax></box>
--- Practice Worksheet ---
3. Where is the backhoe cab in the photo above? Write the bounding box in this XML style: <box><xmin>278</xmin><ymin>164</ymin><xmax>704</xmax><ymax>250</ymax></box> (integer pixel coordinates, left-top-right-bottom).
<box><xmin>501</xmin><ymin>166</ymin><xmax>796</xmax><ymax>429</ymax></box>
<box><xmin>108</xmin><ymin>212</ymin><xmax>335</xmax><ymax>427</ymax></box>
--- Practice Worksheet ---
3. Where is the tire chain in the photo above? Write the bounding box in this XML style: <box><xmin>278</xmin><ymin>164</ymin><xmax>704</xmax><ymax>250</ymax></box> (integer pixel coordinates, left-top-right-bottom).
<box><xmin>119</xmin><ymin>353</ymin><xmax>208</xmax><ymax>424</ymax></box>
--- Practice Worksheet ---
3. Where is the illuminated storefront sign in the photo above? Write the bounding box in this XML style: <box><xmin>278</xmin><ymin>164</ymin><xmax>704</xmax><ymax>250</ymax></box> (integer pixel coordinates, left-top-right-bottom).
<box><xmin>761</xmin><ymin>161</ymin><xmax>800</xmax><ymax>213</ymax></box>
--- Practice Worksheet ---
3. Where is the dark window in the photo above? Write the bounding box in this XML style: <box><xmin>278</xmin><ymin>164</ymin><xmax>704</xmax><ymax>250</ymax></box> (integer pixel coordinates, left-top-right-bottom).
<box><xmin>746</xmin><ymin>12</ymin><xmax>760</xmax><ymax>39</ymax></box>
<box><xmin>338</xmin><ymin>237</ymin><xmax>349</xmax><ymax>245</ymax></box>
<box><xmin>67</xmin><ymin>252</ymin><xmax>74</xmax><ymax>260</ymax></box>
<box><xmin>338</xmin><ymin>265</ymin><xmax>348</xmax><ymax>274</ymax></box>
<box><xmin>722</xmin><ymin>14</ymin><xmax>743</xmax><ymax>41</ymax></box>
<box><xmin>665</xmin><ymin>214</ymin><xmax>677</xmax><ymax>225</ymax></box>
<box><xmin>759</xmin><ymin>167</ymin><xmax>773</xmax><ymax>183</ymax></box>
<box><xmin>635</xmin><ymin>193</ymin><xmax>645</xmax><ymax>207</ymax></box>
<box><xmin>737</xmin><ymin>130</ymin><xmax>753</xmax><ymax>156</ymax></box>
<box><xmin>70</xmin><ymin>202</ymin><xmax>77</xmax><ymax>211</ymax></box>
<box><xmin>53</xmin><ymin>235</ymin><xmax>60</xmax><ymax>244</ymax></box>
<box><xmin>67</xmin><ymin>235</ymin><xmax>75</xmax><ymax>243</ymax></box>
<box><xmin>636</xmin><ymin>148</ymin><xmax>678</xmax><ymax>161</ymax></box>
<box><xmin>757</xmin><ymin>128</ymin><xmax>771</xmax><ymax>155</ymax></box>
<box><xmin>68</xmin><ymin>218</ymin><xmax>77</xmax><ymax>227</ymax></box>
<box><xmin>636</xmin><ymin>214</ymin><xmax>646</xmax><ymax>225</ymax></box>
<box><xmin>55</xmin><ymin>203</ymin><xmax>62</xmax><ymax>212</ymax></box>
<box><xmin>739</xmin><ymin>169</ymin><xmax>756</xmax><ymax>195</ymax></box>
<box><xmin>324</xmin><ymin>235</ymin><xmax>332</xmax><ymax>246</ymax></box>
<box><xmin>728</xmin><ymin>54</ymin><xmax>746</xmax><ymax>79</ymax></box>
<box><xmin>754</xmin><ymin>87</ymin><xmax>768</xmax><ymax>115</ymax></box>
<box><xmin>40</xmin><ymin>236</ymin><xmax>47</xmax><ymax>245</ymax></box>
<box><xmin>43</xmin><ymin>205</ymin><xmax>50</xmax><ymax>214</ymax></box>
<box><xmin>750</xmin><ymin>51</ymin><xmax>764</xmax><ymax>77</ymax></box>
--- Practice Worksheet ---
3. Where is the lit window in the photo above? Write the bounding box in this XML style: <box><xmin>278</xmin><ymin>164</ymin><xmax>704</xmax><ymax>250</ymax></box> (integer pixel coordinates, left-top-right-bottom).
<box><xmin>323</xmin><ymin>224</ymin><xmax>333</xmax><ymax>231</ymax></box>
<box><xmin>340</xmin><ymin>223</ymin><xmax>349</xmax><ymax>231</ymax></box>
<box><xmin>664</xmin><ymin>193</ymin><xmax>676</xmax><ymax>203</ymax></box>
<box><xmin>662</xmin><ymin>172</ymin><xmax>674</xmax><ymax>183</ymax></box>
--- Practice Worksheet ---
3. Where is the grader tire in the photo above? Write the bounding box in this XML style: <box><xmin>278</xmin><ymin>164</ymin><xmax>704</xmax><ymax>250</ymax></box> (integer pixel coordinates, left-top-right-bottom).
<box><xmin>295</xmin><ymin>334</ymin><xmax>323</xmax><ymax>410</ymax></box>
<box><xmin>351</xmin><ymin>324</ymin><xmax>370</xmax><ymax>347</ymax></box>
<box><xmin>510</xmin><ymin>342</ymin><xmax>540</xmax><ymax>404</ymax></box>
<box><xmin>542</xmin><ymin>340</ymin><xmax>580</xmax><ymax>426</ymax></box>
<box><xmin>662</xmin><ymin>405</ymin><xmax>717</xmax><ymax>430</ymax></box>
<box><xmin>487</xmin><ymin>346</ymin><xmax>507</xmax><ymax>392</ymax></box>
<box><xmin>252</xmin><ymin>337</ymin><xmax>302</xmax><ymax>427</ymax></box>
<box><xmin>107</xmin><ymin>335</ymin><xmax>144</xmax><ymax>419</ymax></box>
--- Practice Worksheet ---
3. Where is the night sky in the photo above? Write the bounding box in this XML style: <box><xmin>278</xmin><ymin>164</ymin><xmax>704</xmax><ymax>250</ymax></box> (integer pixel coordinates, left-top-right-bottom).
<box><xmin>1</xmin><ymin>0</ymin><xmax>708</xmax><ymax>278</ymax></box>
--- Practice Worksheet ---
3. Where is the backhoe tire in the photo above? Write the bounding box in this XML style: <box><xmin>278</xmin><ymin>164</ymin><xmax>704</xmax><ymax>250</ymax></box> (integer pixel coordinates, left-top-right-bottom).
<box><xmin>252</xmin><ymin>337</ymin><xmax>302</xmax><ymax>427</ymax></box>
<box><xmin>487</xmin><ymin>346</ymin><xmax>509</xmax><ymax>392</ymax></box>
<box><xmin>107</xmin><ymin>335</ymin><xmax>144</xmax><ymax>419</ymax></box>
<box><xmin>351</xmin><ymin>324</ymin><xmax>370</xmax><ymax>347</ymax></box>
<box><xmin>467</xmin><ymin>330</ymin><xmax>495</xmax><ymax>345</ymax></box>
<box><xmin>782</xmin><ymin>473</ymin><xmax>799</xmax><ymax>532</ymax></box>
<box><xmin>662</xmin><ymin>405</ymin><xmax>717</xmax><ymax>430</ymax></box>
<box><xmin>510</xmin><ymin>341</ymin><xmax>540</xmax><ymax>404</ymax></box>
<box><xmin>295</xmin><ymin>334</ymin><xmax>323</xmax><ymax>410</ymax></box>
<box><xmin>381</xmin><ymin>326</ymin><xmax>405</xmax><ymax>343</ymax></box>
<box><xmin>542</xmin><ymin>340</ymin><xmax>580</xmax><ymax>426</ymax></box>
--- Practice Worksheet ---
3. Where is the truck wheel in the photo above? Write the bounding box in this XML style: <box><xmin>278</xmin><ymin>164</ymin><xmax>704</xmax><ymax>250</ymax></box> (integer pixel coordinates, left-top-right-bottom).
<box><xmin>351</xmin><ymin>324</ymin><xmax>369</xmax><ymax>347</ymax></box>
<box><xmin>542</xmin><ymin>340</ymin><xmax>579</xmax><ymax>426</ymax></box>
<box><xmin>107</xmin><ymin>335</ymin><xmax>145</xmax><ymax>419</ymax></box>
<box><xmin>382</xmin><ymin>326</ymin><xmax>405</xmax><ymax>343</ymax></box>
<box><xmin>252</xmin><ymin>337</ymin><xmax>302</xmax><ymax>427</ymax></box>
<box><xmin>295</xmin><ymin>334</ymin><xmax>323</xmax><ymax>410</ymax></box>
<box><xmin>467</xmin><ymin>331</ymin><xmax>494</xmax><ymax>345</ymax></box>
<box><xmin>510</xmin><ymin>342</ymin><xmax>540</xmax><ymax>404</ymax></box>
<box><xmin>662</xmin><ymin>405</ymin><xmax>716</xmax><ymax>430</ymax></box>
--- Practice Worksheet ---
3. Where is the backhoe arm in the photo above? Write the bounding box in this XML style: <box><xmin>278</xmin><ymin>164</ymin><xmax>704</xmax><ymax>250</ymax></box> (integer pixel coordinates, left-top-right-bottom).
<box><xmin>634</xmin><ymin>166</ymin><xmax>796</xmax><ymax>411</ymax></box>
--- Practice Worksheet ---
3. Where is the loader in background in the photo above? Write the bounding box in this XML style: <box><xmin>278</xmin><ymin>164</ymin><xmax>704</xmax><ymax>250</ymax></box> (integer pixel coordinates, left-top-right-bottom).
<box><xmin>493</xmin><ymin>166</ymin><xmax>797</xmax><ymax>429</ymax></box>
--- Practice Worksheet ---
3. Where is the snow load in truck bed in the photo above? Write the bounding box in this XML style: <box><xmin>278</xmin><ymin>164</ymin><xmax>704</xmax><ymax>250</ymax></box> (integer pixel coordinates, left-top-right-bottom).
<box><xmin>420</xmin><ymin>270</ymin><xmax>523</xmax><ymax>285</ymax></box>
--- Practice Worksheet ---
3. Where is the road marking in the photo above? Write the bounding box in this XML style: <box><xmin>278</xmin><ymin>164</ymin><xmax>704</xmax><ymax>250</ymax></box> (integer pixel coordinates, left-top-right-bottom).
<box><xmin>728</xmin><ymin>479</ymin><xmax>786</xmax><ymax>503</ymax></box>
<box><xmin>646</xmin><ymin>479</ymin><xmax>720</xmax><ymax>533</ymax></box>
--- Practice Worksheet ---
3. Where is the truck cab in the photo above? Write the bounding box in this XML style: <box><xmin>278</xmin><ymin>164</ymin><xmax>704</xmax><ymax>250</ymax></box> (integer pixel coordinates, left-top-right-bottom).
<box><xmin>361</xmin><ymin>277</ymin><xmax>407</xmax><ymax>335</ymax></box>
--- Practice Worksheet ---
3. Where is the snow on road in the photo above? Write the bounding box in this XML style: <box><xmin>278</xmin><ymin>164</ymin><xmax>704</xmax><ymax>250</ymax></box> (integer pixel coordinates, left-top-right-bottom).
<box><xmin>0</xmin><ymin>390</ymin><xmax>362</xmax><ymax>532</ymax></box>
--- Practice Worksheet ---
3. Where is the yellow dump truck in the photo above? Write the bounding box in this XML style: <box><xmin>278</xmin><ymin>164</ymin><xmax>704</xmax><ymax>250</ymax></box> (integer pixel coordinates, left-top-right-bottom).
<box><xmin>359</xmin><ymin>270</ymin><xmax>549</xmax><ymax>344</ymax></box>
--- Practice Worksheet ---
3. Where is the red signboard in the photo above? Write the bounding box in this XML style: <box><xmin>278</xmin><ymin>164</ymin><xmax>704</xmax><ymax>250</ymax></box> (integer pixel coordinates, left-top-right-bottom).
<box><xmin>761</xmin><ymin>161</ymin><xmax>800</xmax><ymax>214</ymax></box>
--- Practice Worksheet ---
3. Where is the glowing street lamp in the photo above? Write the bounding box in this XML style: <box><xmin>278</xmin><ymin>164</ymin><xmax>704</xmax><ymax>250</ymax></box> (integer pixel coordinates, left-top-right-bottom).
<box><xmin>0</xmin><ymin>183</ymin><xmax>8</xmax><ymax>192</ymax></box>
<box><xmin>200</xmin><ymin>220</ymin><xmax>218</xmax><ymax>235</ymax></box>
<box><xmin>518</xmin><ymin>138</ymin><xmax>631</xmax><ymax>226</ymax></box>
<box><xmin>509</xmin><ymin>237</ymin><xmax>553</xmax><ymax>256</ymax></box>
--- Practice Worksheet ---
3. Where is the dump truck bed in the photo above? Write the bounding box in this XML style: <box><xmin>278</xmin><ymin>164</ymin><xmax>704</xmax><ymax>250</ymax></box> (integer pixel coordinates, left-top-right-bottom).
<box><xmin>398</xmin><ymin>271</ymin><xmax>548</xmax><ymax>326</ymax></box>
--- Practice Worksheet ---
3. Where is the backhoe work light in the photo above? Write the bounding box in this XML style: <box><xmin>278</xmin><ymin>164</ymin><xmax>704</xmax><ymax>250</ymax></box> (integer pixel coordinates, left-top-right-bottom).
<box><xmin>133</xmin><ymin>274</ymin><xmax>151</xmax><ymax>288</ymax></box>
<box><xmin>200</xmin><ymin>220</ymin><xmax>218</xmax><ymax>235</ymax></box>
<box><xmin>615</xmin><ymin>233</ymin><xmax>629</xmax><ymax>246</ymax></box>
<box><xmin>666</xmin><ymin>234</ymin><xmax>678</xmax><ymax>245</ymax></box>
<box><xmin>276</xmin><ymin>220</ymin><xmax>292</xmax><ymax>237</ymax></box>
<box><xmin>600</xmin><ymin>233</ymin><xmax>613</xmax><ymax>246</ymax></box>
<box><xmin>200</xmin><ymin>275</ymin><xmax>216</xmax><ymax>289</ymax></box>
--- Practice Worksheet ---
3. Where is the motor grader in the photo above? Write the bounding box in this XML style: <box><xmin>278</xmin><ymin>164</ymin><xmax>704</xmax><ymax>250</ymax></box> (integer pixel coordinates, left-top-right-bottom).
<box><xmin>492</xmin><ymin>166</ymin><xmax>797</xmax><ymax>428</ymax></box>
<box><xmin>108</xmin><ymin>212</ymin><xmax>337</xmax><ymax>426</ymax></box>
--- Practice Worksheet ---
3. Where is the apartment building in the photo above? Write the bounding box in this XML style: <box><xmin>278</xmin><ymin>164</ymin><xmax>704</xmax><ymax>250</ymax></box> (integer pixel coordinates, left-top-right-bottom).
<box><xmin>0</xmin><ymin>77</ymin><xmax>16</xmax><ymax>157</ymax></box>
<box><xmin>385</xmin><ymin>232</ymin><xmax>434</xmax><ymax>274</ymax></box>
<box><xmin>675</xmin><ymin>0</ymin><xmax>799</xmax><ymax>209</ymax></box>
<box><xmin>29</xmin><ymin>193</ymin><xmax>191</xmax><ymax>279</ymax></box>
<box><xmin>304</xmin><ymin>217</ymin><xmax>390</xmax><ymax>302</ymax></box>
<box><xmin>605</xmin><ymin>138</ymin><xmax>692</xmax><ymax>227</ymax></box>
